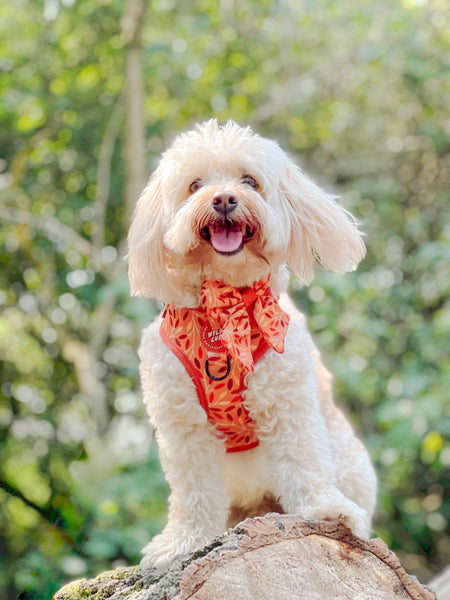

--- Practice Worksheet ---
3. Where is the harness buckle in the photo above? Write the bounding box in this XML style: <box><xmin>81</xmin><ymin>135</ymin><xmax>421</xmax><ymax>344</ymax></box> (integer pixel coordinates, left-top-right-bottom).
<box><xmin>205</xmin><ymin>357</ymin><xmax>231</xmax><ymax>381</ymax></box>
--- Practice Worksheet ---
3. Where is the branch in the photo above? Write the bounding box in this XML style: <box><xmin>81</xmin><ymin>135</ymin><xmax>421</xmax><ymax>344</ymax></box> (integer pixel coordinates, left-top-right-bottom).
<box><xmin>0</xmin><ymin>478</ymin><xmax>60</xmax><ymax>525</ymax></box>
<box><xmin>62</xmin><ymin>338</ymin><xmax>108</xmax><ymax>433</ymax></box>
<box><xmin>92</xmin><ymin>92</ymin><xmax>125</xmax><ymax>255</ymax></box>
<box><xmin>120</xmin><ymin>0</ymin><xmax>148</xmax><ymax>46</ymax></box>
<box><xmin>0</xmin><ymin>477</ymin><xmax>94</xmax><ymax>558</ymax></box>
<box><xmin>7</xmin><ymin>123</ymin><xmax>58</xmax><ymax>189</ymax></box>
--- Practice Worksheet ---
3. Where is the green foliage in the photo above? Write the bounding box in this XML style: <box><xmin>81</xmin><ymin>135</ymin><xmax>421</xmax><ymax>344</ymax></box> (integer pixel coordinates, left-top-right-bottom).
<box><xmin>1</xmin><ymin>0</ymin><xmax>448</xmax><ymax>598</ymax></box>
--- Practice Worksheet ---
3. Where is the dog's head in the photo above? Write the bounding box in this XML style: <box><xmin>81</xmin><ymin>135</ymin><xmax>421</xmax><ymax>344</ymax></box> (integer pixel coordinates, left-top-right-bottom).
<box><xmin>128</xmin><ymin>120</ymin><xmax>365</xmax><ymax>305</ymax></box>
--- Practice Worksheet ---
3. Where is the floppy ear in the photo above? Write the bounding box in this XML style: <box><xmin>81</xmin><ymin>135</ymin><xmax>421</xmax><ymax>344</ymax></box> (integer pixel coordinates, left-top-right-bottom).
<box><xmin>127</xmin><ymin>168</ymin><xmax>169</xmax><ymax>299</ymax></box>
<box><xmin>281</xmin><ymin>162</ymin><xmax>366</xmax><ymax>283</ymax></box>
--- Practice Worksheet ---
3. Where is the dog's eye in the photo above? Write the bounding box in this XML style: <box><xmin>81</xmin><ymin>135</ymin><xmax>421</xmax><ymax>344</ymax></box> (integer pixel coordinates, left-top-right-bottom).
<box><xmin>242</xmin><ymin>174</ymin><xmax>259</xmax><ymax>189</ymax></box>
<box><xmin>189</xmin><ymin>179</ymin><xmax>202</xmax><ymax>194</ymax></box>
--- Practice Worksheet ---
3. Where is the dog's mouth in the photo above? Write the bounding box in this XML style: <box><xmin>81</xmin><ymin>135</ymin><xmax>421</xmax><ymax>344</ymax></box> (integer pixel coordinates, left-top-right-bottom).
<box><xmin>200</xmin><ymin>220</ymin><xmax>256</xmax><ymax>255</ymax></box>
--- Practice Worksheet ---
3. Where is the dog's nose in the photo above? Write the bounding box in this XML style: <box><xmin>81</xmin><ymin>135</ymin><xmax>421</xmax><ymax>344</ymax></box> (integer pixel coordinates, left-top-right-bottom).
<box><xmin>212</xmin><ymin>192</ymin><xmax>238</xmax><ymax>215</ymax></box>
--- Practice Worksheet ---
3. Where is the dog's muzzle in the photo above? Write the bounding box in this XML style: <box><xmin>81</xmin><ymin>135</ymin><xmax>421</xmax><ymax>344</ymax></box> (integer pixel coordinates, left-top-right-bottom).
<box><xmin>212</xmin><ymin>192</ymin><xmax>238</xmax><ymax>216</ymax></box>
<box><xmin>197</xmin><ymin>191</ymin><xmax>257</xmax><ymax>255</ymax></box>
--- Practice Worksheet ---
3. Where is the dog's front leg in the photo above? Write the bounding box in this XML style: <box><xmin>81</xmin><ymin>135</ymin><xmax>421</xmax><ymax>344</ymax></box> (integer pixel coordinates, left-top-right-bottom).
<box><xmin>139</xmin><ymin>348</ymin><xmax>229</xmax><ymax>571</ymax></box>
<box><xmin>140</xmin><ymin>423</ymin><xmax>229</xmax><ymax>571</ymax></box>
<box><xmin>266</xmin><ymin>436</ymin><xmax>370</xmax><ymax>538</ymax></box>
<box><xmin>248</xmin><ymin>353</ymin><xmax>370</xmax><ymax>538</ymax></box>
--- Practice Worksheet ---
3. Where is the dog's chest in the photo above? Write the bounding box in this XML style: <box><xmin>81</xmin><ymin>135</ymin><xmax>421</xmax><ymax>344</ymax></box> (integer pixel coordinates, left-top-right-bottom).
<box><xmin>159</xmin><ymin>303</ymin><xmax>271</xmax><ymax>452</ymax></box>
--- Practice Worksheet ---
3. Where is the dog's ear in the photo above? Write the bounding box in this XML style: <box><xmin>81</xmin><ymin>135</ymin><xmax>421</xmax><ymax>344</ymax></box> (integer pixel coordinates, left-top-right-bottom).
<box><xmin>281</xmin><ymin>162</ymin><xmax>366</xmax><ymax>283</ymax></box>
<box><xmin>127</xmin><ymin>168</ymin><xmax>168</xmax><ymax>299</ymax></box>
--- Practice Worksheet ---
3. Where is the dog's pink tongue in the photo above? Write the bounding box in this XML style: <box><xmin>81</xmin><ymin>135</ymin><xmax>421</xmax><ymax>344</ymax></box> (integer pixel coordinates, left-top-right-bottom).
<box><xmin>211</xmin><ymin>222</ymin><xmax>243</xmax><ymax>253</ymax></box>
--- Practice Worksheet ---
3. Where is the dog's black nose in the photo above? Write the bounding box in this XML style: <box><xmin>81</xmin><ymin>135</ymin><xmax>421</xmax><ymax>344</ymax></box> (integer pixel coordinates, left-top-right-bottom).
<box><xmin>212</xmin><ymin>192</ymin><xmax>238</xmax><ymax>215</ymax></box>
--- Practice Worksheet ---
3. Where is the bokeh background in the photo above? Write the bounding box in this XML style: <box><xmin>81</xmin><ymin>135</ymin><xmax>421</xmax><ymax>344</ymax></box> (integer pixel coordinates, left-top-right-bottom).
<box><xmin>0</xmin><ymin>0</ymin><xmax>448</xmax><ymax>598</ymax></box>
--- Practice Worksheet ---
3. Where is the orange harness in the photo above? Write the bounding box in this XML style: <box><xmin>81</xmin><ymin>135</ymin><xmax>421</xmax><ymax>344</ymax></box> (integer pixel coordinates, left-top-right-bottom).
<box><xmin>160</xmin><ymin>280</ymin><xmax>290</xmax><ymax>453</ymax></box>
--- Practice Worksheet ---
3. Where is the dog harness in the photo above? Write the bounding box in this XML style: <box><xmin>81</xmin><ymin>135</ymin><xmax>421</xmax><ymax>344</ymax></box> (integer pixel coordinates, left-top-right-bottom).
<box><xmin>160</xmin><ymin>279</ymin><xmax>290</xmax><ymax>452</ymax></box>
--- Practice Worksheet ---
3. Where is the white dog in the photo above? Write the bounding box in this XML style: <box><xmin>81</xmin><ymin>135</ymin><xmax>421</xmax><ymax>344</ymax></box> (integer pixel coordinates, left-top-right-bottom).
<box><xmin>127</xmin><ymin>120</ymin><xmax>377</xmax><ymax>572</ymax></box>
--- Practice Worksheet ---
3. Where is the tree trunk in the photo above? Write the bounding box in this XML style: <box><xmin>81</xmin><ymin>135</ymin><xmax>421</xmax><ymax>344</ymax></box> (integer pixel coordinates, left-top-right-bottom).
<box><xmin>121</xmin><ymin>0</ymin><xmax>148</xmax><ymax>222</ymax></box>
<box><xmin>53</xmin><ymin>514</ymin><xmax>437</xmax><ymax>600</ymax></box>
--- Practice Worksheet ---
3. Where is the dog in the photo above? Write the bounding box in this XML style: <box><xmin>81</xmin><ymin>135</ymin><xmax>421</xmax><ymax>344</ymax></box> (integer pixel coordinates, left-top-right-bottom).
<box><xmin>127</xmin><ymin>119</ymin><xmax>377</xmax><ymax>572</ymax></box>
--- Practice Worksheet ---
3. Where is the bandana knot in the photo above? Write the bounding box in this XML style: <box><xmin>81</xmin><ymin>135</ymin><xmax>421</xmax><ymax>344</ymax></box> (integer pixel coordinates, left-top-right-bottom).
<box><xmin>200</xmin><ymin>279</ymin><xmax>290</xmax><ymax>372</ymax></box>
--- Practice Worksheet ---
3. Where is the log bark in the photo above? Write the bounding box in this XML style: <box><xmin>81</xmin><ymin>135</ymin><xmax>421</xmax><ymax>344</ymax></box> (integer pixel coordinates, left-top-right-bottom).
<box><xmin>53</xmin><ymin>514</ymin><xmax>437</xmax><ymax>600</ymax></box>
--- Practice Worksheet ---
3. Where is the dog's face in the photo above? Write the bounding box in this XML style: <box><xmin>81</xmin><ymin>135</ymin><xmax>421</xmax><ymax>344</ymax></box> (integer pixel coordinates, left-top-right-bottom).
<box><xmin>128</xmin><ymin>120</ymin><xmax>365</xmax><ymax>306</ymax></box>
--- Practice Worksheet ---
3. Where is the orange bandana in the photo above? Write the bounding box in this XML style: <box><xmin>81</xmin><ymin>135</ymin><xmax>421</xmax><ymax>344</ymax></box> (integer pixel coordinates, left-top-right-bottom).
<box><xmin>160</xmin><ymin>279</ymin><xmax>290</xmax><ymax>452</ymax></box>
<box><xmin>201</xmin><ymin>280</ymin><xmax>290</xmax><ymax>373</ymax></box>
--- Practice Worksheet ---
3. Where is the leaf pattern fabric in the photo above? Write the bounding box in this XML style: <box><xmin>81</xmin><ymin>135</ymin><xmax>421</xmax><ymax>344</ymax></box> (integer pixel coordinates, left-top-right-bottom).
<box><xmin>159</xmin><ymin>279</ymin><xmax>290</xmax><ymax>452</ymax></box>
<box><xmin>201</xmin><ymin>279</ymin><xmax>290</xmax><ymax>372</ymax></box>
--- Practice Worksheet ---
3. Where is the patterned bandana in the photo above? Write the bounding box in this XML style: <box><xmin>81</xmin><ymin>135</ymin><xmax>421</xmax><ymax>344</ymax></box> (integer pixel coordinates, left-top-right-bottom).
<box><xmin>200</xmin><ymin>279</ymin><xmax>290</xmax><ymax>373</ymax></box>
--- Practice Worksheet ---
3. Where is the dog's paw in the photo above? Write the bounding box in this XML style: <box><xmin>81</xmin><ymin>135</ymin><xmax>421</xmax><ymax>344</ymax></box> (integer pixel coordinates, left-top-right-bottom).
<box><xmin>140</xmin><ymin>532</ymin><xmax>184</xmax><ymax>572</ymax></box>
<box><xmin>139</xmin><ymin>527</ymin><xmax>212</xmax><ymax>574</ymax></box>
<box><xmin>303</xmin><ymin>491</ymin><xmax>370</xmax><ymax>539</ymax></box>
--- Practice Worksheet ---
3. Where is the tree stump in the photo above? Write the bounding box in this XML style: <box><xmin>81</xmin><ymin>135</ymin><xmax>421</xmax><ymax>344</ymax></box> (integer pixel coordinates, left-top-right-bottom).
<box><xmin>53</xmin><ymin>514</ymin><xmax>436</xmax><ymax>600</ymax></box>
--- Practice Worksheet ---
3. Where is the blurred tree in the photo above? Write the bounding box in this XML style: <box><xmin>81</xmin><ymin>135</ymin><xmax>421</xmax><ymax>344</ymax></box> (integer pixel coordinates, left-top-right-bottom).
<box><xmin>0</xmin><ymin>0</ymin><xmax>448</xmax><ymax>598</ymax></box>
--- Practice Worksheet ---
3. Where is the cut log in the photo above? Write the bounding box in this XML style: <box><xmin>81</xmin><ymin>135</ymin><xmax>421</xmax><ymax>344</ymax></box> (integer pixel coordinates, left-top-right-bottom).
<box><xmin>53</xmin><ymin>514</ymin><xmax>436</xmax><ymax>600</ymax></box>
<box><xmin>430</xmin><ymin>566</ymin><xmax>450</xmax><ymax>600</ymax></box>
